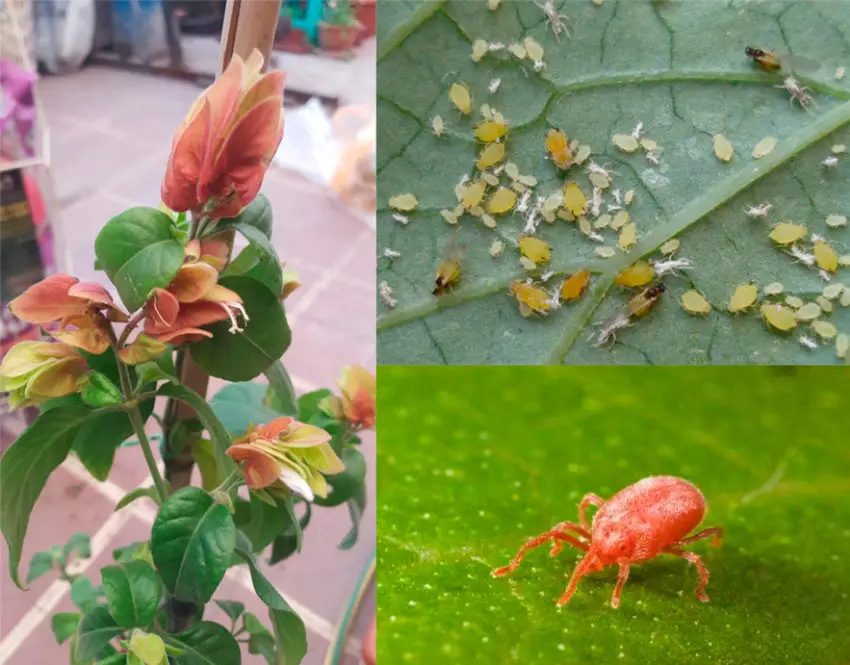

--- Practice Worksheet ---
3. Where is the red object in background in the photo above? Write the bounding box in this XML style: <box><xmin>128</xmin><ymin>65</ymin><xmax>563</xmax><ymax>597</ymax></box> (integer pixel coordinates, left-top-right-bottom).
<box><xmin>355</xmin><ymin>0</ymin><xmax>376</xmax><ymax>37</ymax></box>
<box><xmin>362</xmin><ymin>616</ymin><xmax>376</xmax><ymax>665</ymax></box>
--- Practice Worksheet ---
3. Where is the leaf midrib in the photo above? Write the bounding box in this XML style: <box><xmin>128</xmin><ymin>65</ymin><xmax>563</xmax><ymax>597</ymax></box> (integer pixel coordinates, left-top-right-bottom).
<box><xmin>172</xmin><ymin>499</ymin><xmax>219</xmax><ymax>599</ymax></box>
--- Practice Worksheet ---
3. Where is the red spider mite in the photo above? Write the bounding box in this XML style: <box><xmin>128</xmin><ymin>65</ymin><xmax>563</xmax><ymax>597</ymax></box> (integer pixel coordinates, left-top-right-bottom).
<box><xmin>491</xmin><ymin>476</ymin><xmax>723</xmax><ymax>608</ymax></box>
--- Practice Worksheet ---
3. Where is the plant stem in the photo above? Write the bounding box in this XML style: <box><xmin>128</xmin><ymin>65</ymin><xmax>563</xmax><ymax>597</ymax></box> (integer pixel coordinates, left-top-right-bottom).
<box><xmin>116</xmin><ymin>310</ymin><xmax>146</xmax><ymax>348</ymax></box>
<box><xmin>128</xmin><ymin>407</ymin><xmax>169</xmax><ymax>503</ymax></box>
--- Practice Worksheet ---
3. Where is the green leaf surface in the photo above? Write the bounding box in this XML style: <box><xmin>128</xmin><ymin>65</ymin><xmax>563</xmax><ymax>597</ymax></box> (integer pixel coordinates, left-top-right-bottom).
<box><xmin>101</xmin><ymin>560</ymin><xmax>162</xmax><ymax>628</ymax></box>
<box><xmin>214</xmin><ymin>207</ymin><xmax>284</xmax><ymax>296</ymax></box>
<box><xmin>264</xmin><ymin>361</ymin><xmax>299</xmax><ymax>416</ymax></box>
<box><xmin>378</xmin><ymin>366</ymin><xmax>850</xmax><ymax>663</ymax></box>
<box><xmin>338</xmin><ymin>485</ymin><xmax>367</xmax><ymax>552</ymax></box>
<box><xmin>209</xmin><ymin>382</ymin><xmax>281</xmax><ymax>436</ymax></box>
<box><xmin>190</xmin><ymin>276</ymin><xmax>291</xmax><ymax>382</ymax></box>
<box><xmin>51</xmin><ymin>612</ymin><xmax>81</xmax><ymax>645</ymax></box>
<box><xmin>312</xmin><ymin>447</ymin><xmax>367</xmax><ymax>508</ymax></box>
<box><xmin>71</xmin><ymin>576</ymin><xmax>104</xmax><ymax>613</ymax></box>
<box><xmin>115</xmin><ymin>487</ymin><xmax>161</xmax><ymax>512</ymax></box>
<box><xmin>268</xmin><ymin>501</ymin><xmax>309</xmax><ymax>564</ymax></box>
<box><xmin>75</xmin><ymin>605</ymin><xmax>122</xmax><ymax>662</ymax></box>
<box><xmin>26</xmin><ymin>550</ymin><xmax>57</xmax><ymax>583</ymax></box>
<box><xmin>377</xmin><ymin>0</ymin><xmax>850</xmax><ymax>365</ymax></box>
<box><xmin>235</xmin><ymin>546</ymin><xmax>308</xmax><ymax>665</ymax></box>
<box><xmin>94</xmin><ymin>207</ymin><xmax>183</xmax><ymax>312</ymax></box>
<box><xmin>64</xmin><ymin>532</ymin><xmax>92</xmax><ymax>561</ymax></box>
<box><xmin>214</xmin><ymin>600</ymin><xmax>245</xmax><ymax>623</ymax></box>
<box><xmin>163</xmin><ymin>621</ymin><xmax>241</xmax><ymax>665</ymax></box>
<box><xmin>150</xmin><ymin>487</ymin><xmax>236</xmax><ymax>604</ymax></box>
<box><xmin>218</xmin><ymin>192</ymin><xmax>274</xmax><ymax>239</ymax></box>
<box><xmin>0</xmin><ymin>406</ymin><xmax>91</xmax><ymax>587</ymax></box>
<box><xmin>234</xmin><ymin>493</ymin><xmax>293</xmax><ymax>554</ymax></box>
<box><xmin>192</xmin><ymin>439</ymin><xmax>222</xmax><ymax>492</ymax></box>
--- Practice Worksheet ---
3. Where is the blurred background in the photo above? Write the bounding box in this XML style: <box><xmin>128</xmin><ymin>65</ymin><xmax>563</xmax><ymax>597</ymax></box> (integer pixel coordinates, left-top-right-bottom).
<box><xmin>0</xmin><ymin>0</ymin><xmax>375</xmax><ymax>662</ymax></box>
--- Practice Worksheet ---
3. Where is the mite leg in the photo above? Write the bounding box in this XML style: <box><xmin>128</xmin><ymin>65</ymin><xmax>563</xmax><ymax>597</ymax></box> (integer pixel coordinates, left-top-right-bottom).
<box><xmin>577</xmin><ymin>493</ymin><xmax>605</xmax><ymax>530</ymax></box>
<box><xmin>556</xmin><ymin>553</ymin><xmax>595</xmax><ymax>607</ymax></box>
<box><xmin>549</xmin><ymin>531</ymin><xmax>590</xmax><ymax>557</ymax></box>
<box><xmin>674</xmin><ymin>526</ymin><xmax>724</xmax><ymax>548</ymax></box>
<box><xmin>492</xmin><ymin>522</ymin><xmax>587</xmax><ymax>578</ymax></box>
<box><xmin>665</xmin><ymin>547</ymin><xmax>711</xmax><ymax>602</ymax></box>
<box><xmin>610</xmin><ymin>561</ymin><xmax>631</xmax><ymax>609</ymax></box>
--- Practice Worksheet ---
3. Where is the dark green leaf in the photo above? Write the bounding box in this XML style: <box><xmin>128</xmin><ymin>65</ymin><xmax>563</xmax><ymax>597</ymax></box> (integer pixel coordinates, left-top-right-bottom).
<box><xmin>209</xmin><ymin>382</ymin><xmax>281</xmax><ymax>436</ymax></box>
<box><xmin>190</xmin><ymin>276</ymin><xmax>291</xmax><ymax>382</ymax></box>
<box><xmin>115</xmin><ymin>487</ymin><xmax>160</xmax><ymax>512</ymax></box>
<box><xmin>51</xmin><ymin>611</ymin><xmax>81</xmax><ymax>645</ymax></box>
<box><xmin>113</xmin><ymin>542</ymin><xmax>150</xmax><ymax>564</ymax></box>
<box><xmin>263</xmin><ymin>361</ymin><xmax>298</xmax><ymax>416</ymax></box>
<box><xmin>226</xmin><ymin>224</ymin><xmax>283</xmax><ymax>296</ymax></box>
<box><xmin>71</xmin><ymin>576</ymin><xmax>103</xmax><ymax>613</ymax></box>
<box><xmin>80</xmin><ymin>371</ymin><xmax>123</xmax><ymax>407</ymax></box>
<box><xmin>101</xmin><ymin>560</ymin><xmax>162</xmax><ymax>628</ymax></box>
<box><xmin>235</xmin><ymin>546</ymin><xmax>307</xmax><ymax>665</ymax></box>
<box><xmin>338</xmin><ymin>484</ymin><xmax>367</xmax><ymax>551</ymax></box>
<box><xmin>94</xmin><ymin>207</ymin><xmax>183</xmax><ymax>312</ymax></box>
<box><xmin>135</xmin><ymin>350</ymin><xmax>178</xmax><ymax>385</ymax></box>
<box><xmin>168</xmin><ymin>418</ymin><xmax>204</xmax><ymax>458</ymax></box>
<box><xmin>164</xmin><ymin>621</ymin><xmax>241</xmax><ymax>665</ymax></box>
<box><xmin>214</xmin><ymin>600</ymin><xmax>245</xmax><ymax>623</ymax></box>
<box><xmin>75</xmin><ymin>605</ymin><xmax>122</xmax><ymax>662</ymax></box>
<box><xmin>218</xmin><ymin>192</ymin><xmax>273</xmax><ymax>238</ymax></box>
<box><xmin>191</xmin><ymin>439</ymin><xmax>222</xmax><ymax>492</ymax></box>
<box><xmin>248</xmin><ymin>632</ymin><xmax>276</xmax><ymax>665</ymax></box>
<box><xmin>239</xmin><ymin>493</ymin><xmax>293</xmax><ymax>554</ymax></box>
<box><xmin>313</xmin><ymin>448</ymin><xmax>367</xmax><ymax>508</ymax></box>
<box><xmin>65</xmin><ymin>532</ymin><xmax>92</xmax><ymax>560</ymax></box>
<box><xmin>150</xmin><ymin>487</ymin><xmax>235</xmax><ymax>603</ymax></box>
<box><xmin>296</xmin><ymin>389</ymin><xmax>334</xmax><ymax>422</ymax></box>
<box><xmin>0</xmin><ymin>406</ymin><xmax>91</xmax><ymax>587</ymax></box>
<box><xmin>157</xmin><ymin>383</ymin><xmax>235</xmax><ymax>478</ymax></box>
<box><xmin>242</xmin><ymin>612</ymin><xmax>268</xmax><ymax>636</ymax></box>
<box><xmin>26</xmin><ymin>550</ymin><xmax>57</xmax><ymax>583</ymax></box>
<box><xmin>268</xmin><ymin>501</ymin><xmax>310</xmax><ymax>564</ymax></box>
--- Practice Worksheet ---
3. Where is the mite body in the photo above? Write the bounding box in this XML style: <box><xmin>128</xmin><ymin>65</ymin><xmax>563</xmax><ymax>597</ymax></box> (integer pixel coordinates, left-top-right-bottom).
<box><xmin>492</xmin><ymin>476</ymin><xmax>723</xmax><ymax>608</ymax></box>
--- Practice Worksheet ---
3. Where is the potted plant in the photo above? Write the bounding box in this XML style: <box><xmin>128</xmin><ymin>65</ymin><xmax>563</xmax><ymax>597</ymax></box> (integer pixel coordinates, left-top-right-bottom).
<box><xmin>318</xmin><ymin>0</ymin><xmax>362</xmax><ymax>53</ymax></box>
<box><xmin>274</xmin><ymin>6</ymin><xmax>311</xmax><ymax>54</ymax></box>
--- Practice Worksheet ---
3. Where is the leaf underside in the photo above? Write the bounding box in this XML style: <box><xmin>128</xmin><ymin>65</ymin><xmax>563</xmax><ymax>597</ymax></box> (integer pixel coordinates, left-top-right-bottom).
<box><xmin>377</xmin><ymin>0</ymin><xmax>850</xmax><ymax>365</ymax></box>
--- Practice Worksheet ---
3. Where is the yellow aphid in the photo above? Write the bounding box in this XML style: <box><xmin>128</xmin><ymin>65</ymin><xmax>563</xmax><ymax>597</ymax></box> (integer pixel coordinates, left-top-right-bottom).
<box><xmin>589</xmin><ymin>173</ymin><xmax>611</xmax><ymax>190</ymax></box>
<box><xmin>389</xmin><ymin>193</ymin><xmax>418</xmax><ymax>211</ymax></box>
<box><xmin>578</xmin><ymin>217</ymin><xmax>592</xmax><ymax>236</ymax></box>
<box><xmin>509</xmin><ymin>280</ymin><xmax>551</xmax><ymax>317</ymax></box>
<box><xmin>681</xmin><ymin>290</ymin><xmax>712</xmax><ymax>315</ymax></box>
<box><xmin>595</xmin><ymin>247</ymin><xmax>616</xmax><ymax>258</ymax></box>
<box><xmin>768</xmin><ymin>222</ymin><xmax>807</xmax><ymax>246</ymax></box>
<box><xmin>563</xmin><ymin>182</ymin><xmax>586</xmax><ymax>216</ymax></box>
<box><xmin>785</xmin><ymin>295</ymin><xmax>804</xmax><ymax>309</ymax></box>
<box><xmin>640</xmin><ymin>139</ymin><xmax>658</xmax><ymax>151</ymax></box>
<box><xmin>615</xmin><ymin>263</ymin><xmax>655</xmax><ymax>287</ymax></box>
<box><xmin>461</xmin><ymin>181</ymin><xmax>487</xmax><ymax>209</ymax></box>
<box><xmin>760</xmin><ymin>303</ymin><xmax>797</xmax><ymax>331</ymax></box>
<box><xmin>519</xmin><ymin>256</ymin><xmax>537</xmax><ymax>271</ymax></box>
<box><xmin>763</xmin><ymin>282</ymin><xmax>784</xmax><ymax>296</ymax></box>
<box><xmin>836</xmin><ymin>333</ymin><xmax>849</xmax><ymax>359</ymax></box>
<box><xmin>752</xmin><ymin>136</ymin><xmax>777</xmax><ymax>159</ymax></box>
<box><xmin>713</xmin><ymin>134</ymin><xmax>734</xmax><ymax>162</ymax></box>
<box><xmin>518</xmin><ymin>174</ymin><xmax>537</xmax><ymax>187</ymax></box>
<box><xmin>619</xmin><ymin>223</ymin><xmax>637</xmax><ymax>249</ymax></box>
<box><xmin>509</xmin><ymin>43</ymin><xmax>527</xmax><ymax>59</ymax></box>
<box><xmin>472</xmin><ymin>39</ymin><xmax>489</xmax><ymax>62</ymax></box>
<box><xmin>816</xmin><ymin>296</ymin><xmax>833</xmax><ymax>313</ymax></box>
<box><xmin>487</xmin><ymin>0</ymin><xmax>501</xmax><ymax>10</ymax></box>
<box><xmin>842</xmin><ymin>290</ymin><xmax>850</xmax><ymax>307</ymax></box>
<box><xmin>561</xmin><ymin>269</ymin><xmax>591</xmax><ymax>302</ymax></box>
<box><xmin>840</xmin><ymin>254</ymin><xmax>850</xmax><ymax>267</ymax></box>
<box><xmin>440</xmin><ymin>209</ymin><xmax>458</xmax><ymax>225</ymax></box>
<box><xmin>433</xmin><ymin>240</ymin><xmax>464</xmax><ymax>296</ymax></box>
<box><xmin>490</xmin><ymin>239</ymin><xmax>504</xmax><ymax>257</ymax></box>
<box><xmin>524</xmin><ymin>36</ymin><xmax>544</xmax><ymax>62</ymax></box>
<box><xmin>813</xmin><ymin>239</ymin><xmax>838</xmax><ymax>272</ymax></box>
<box><xmin>574</xmin><ymin>145</ymin><xmax>592</xmax><ymax>165</ymax></box>
<box><xmin>449</xmin><ymin>82</ymin><xmax>471</xmax><ymax>114</ymax></box>
<box><xmin>469</xmin><ymin>205</ymin><xmax>485</xmax><ymax>218</ymax></box>
<box><xmin>519</xmin><ymin>236</ymin><xmax>551</xmax><ymax>264</ymax></box>
<box><xmin>627</xmin><ymin>283</ymin><xmax>666</xmax><ymax>318</ymax></box>
<box><xmin>624</xmin><ymin>190</ymin><xmax>635</xmax><ymax>205</ymax></box>
<box><xmin>660</xmin><ymin>239</ymin><xmax>680</xmax><ymax>255</ymax></box>
<box><xmin>481</xmin><ymin>214</ymin><xmax>497</xmax><ymax>229</ymax></box>
<box><xmin>487</xmin><ymin>188</ymin><xmax>517</xmax><ymax>215</ymax></box>
<box><xmin>728</xmin><ymin>283</ymin><xmax>758</xmax><ymax>312</ymax></box>
<box><xmin>825</xmin><ymin>214</ymin><xmax>847</xmax><ymax>228</ymax></box>
<box><xmin>612</xmin><ymin>134</ymin><xmax>640</xmax><ymax>153</ymax></box>
<box><xmin>477</xmin><ymin>142</ymin><xmax>506</xmax><ymax>169</ymax></box>
<box><xmin>822</xmin><ymin>283</ymin><xmax>845</xmax><ymax>300</ymax></box>
<box><xmin>542</xmin><ymin>193</ymin><xmax>563</xmax><ymax>214</ymax></box>
<box><xmin>795</xmin><ymin>302</ymin><xmax>821</xmax><ymax>321</ymax></box>
<box><xmin>594</xmin><ymin>214</ymin><xmax>611</xmax><ymax>229</ymax></box>
<box><xmin>504</xmin><ymin>162</ymin><xmax>520</xmax><ymax>180</ymax></box>
<box><xmin>431</xmin><ymin>115</ymin><xmax>445</xmax><ymax>137</ymax></box>
<box><xmin>545</xmin><ymin>129</ymin><xmax>573</xmax><ymax>170</ymax></box>
<box><xmin>480</xmin><ymin>104</ymin><xmax>493</xmax><ymax>120</ymax></box>
<box><xmin>476</xmin><ymin>120</ymin><xmax>508</xmax><ymax>143</ymax></box>
<box><xmin>611</xmin><ymin>210</ymin><xmax>629</xmax><ymax>231</ymax></box>
<box><xmin>482</xmin><ymin>172</ymin><xmax>500</xmax><ymax>187</ymax></box>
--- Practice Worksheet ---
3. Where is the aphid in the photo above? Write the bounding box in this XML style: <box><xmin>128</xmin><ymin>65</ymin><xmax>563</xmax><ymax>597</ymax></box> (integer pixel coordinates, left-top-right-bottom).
<box><xmin>619</xmin><ymin>223</ymin><xmax>637</xmax><ymax>250</ymax></box>
<box><xmin>785</xmin><ymin>295</ymin><xmax>805</xmax><ymax>309</ymax></box>
<box><xmin>626</xmin><ymin>282</ymin><xmax>666</xmax><ymax>318</ymax></box>
<box><xmin>835</xmin><ymin>333</ymin><xmax>849</xmax><ymax>359</ymax></box>
<box><xmin>481</xmin><ymin>172</ymin><xmax>500</xmax><ymax>187</ymax></box>
<box><xmin>752</xmin><ymin>136</ymin><xmax>777</xmax><ymax>159</ymax></box>
<box><xmin>615</xmin><ymin>263</ymin><xmax>655</xmax><ymax>288</ymax></box>
<box><xmin>659</xmin><ymin>239</ymin><xmax>680</xmax><ymax>255</ymax></box>
<box><xmin>488</xmin><ymin>78</ymin><xmax>502</xmax><ymax>94</ymax></box>
<box><xmin>640</xmin><ymin>138</ymin><xmax>657</xmax><ymax>151</ymax></box>
<box><xmin>379</xmin><ymin>281</ymin><xmax>397</xmax><ymax>308</ymax></box>
<box><xmin>612</xmin><ymin>134</ymin><xmax>640</xmax><ymax>153</ymax></box>
<box><xmin>799</xmin><ymin>335</ymin><xmax>819</xmax><ymax>350</ymax></box>
<box><xmin>812</xmin><ymin>319</ymin><xmax>837</xmax><ymax>341</ymax></box>
<box><xmin>825</xmin><ymin>214</ymin><xmax>847</xmax><ymax>228</ymax></box>
<box><xmin>822</xmin><ymin>156</ymin><xmax>839</xmax><ymax>168</ymax></box>
<box><xmin>777</xmin><ymin>76</ymin><xmax>816</xmax><ymax>112</ymax></box>
<box><xmin>624</xmin><ymin>190</ymin><xmax>635</xmax><ymax>205</ymax></box>
<box><xmin>562</xmin><ymin>182</ymin><xmax>587</xmax><ymax>217</ymax></box>
<box><xmin>795</xmin><ymin>302</ymin><xmax>821</xmax><ymax>321</ymax></box>
<box><xmin>508</xmin><ymin>42</ymin><xmax>527</xmax><ymax>59</ymax></box>
<box><xmin>837</xmin><ymin>66</ymin><xmax>846</xmax><ymax>81</ymax></box>
<box><xmin>487</xmin><ymin>0</ymin><xmax>501</xmax><ymax>9</ymax></box>
<box><xmin>519</xmin><ymin>256</ymin><xmax>537</xmax><ymax>271</ymax></box>
<box><xmin>712</xmin><ymin>134</ymin><xmax>734</xmax><ymax>163</ymax></box>
<box><xmin>610</xmin><ymin>211</ymin><xmax>629</xmax><ymax>231</ymax></box>
<box><xmin>768</xmin><ymin>222</ymin><xmax>807</xmax><ymax>246</ymax></box>
<box><xmin>477</xmin><ymin>142</ymin><xmax>506</xmax><ymax>169</ymax></box>
<box><xmin>561</xmin><ymin>269</ymin><xmax>591</xmax><ymax>302</ymax></box>
<box><xmin>476</xmin><ymin>120</ymin><xmax>508</xmax><ymax>142</ymax></box>
<box><xmin>519</xmin><ymin>236</ymin><xmax>551</xmax><ymax>264</ymax></box>
<box><xmin>460</xmin><ymin>180</ymin><xmax>487</xmax><ymax>209</ymax></box>
<box><xmin>833</xmin><ymin>144</ymin><xmax>848</xmax><ymax>154</ymax></box>
<box><xmin>728</xmin><ymin>283</ymin><xmax>758</xmax><ymax>313</ymax></box>
<box><xmin>813</xmin><ymin>239</ymin><xmax>838</xmax><ymax>272</ymax></box>
<box><xmin>524</xmin><ymin>36</ymin><xmax>545</xmax><ymax>71</ymax></box>
<box><xmin>449</xmin><ymin>82</ymin><xmax>472</xmax><ymax>115</ymax></box>
<box><xmin>745</xmin><ymin>47</ymin><xmax>819</xmax><ymax>74</ymax></box>
<box><xmin>487</xmin><ymin>188</ymin><xmax>517</xmax><ymax>215</ymax></box>
<box><xmin>816</xmin><ymin>295</ymin><xmax>833</xmax><ymax>313</ymax></box>
<box><xmin>594</xmin><ymin>213</ymin><xmax>611</xmax><ymax>229</ymax></box>
<box><xmin>681</xmin><ymin>290</ymin><xmax>712</xmax><ymax>316</ymax></box>
<box><xmin>433</xmin><ymin>237</ymin><xmax>464</xmax><ymax>295</ymax></box>
<box><xmin>595</xmin><ymin>246</ymin><xmax>617</xmax><ymax>259</ymax></box>
<box><xmin>841</xmin><ymin>255</ymin><xmax>850</xmax><ymax>268</ymax></box>
<box><xmin>389</xmin><ymin>193</ymin><xmax>418</xmax><ymax>211</ymax></box>
<box><xmin>490</xmin><ymin>239</ymin><xmax>504</xmax><ymax>258</ymax></box>
<box><xmin>822</xmin><ymin>283</ymin><xmax>845</xmax><ymax>300</ymax></box>
<box><xmin>760</xmin><ymin>303</ymin><xmax>797</xmax><ymax>331</ymax></box>
<box><xmin>763</xmin><ymin>282</ymin><xmax>784</xmax><ymax>296</ymax></box>
<box><xmin>492</xmin><ymin>476</ymin><xmax>722</xmax><ymax>608</ymax></box>
<box><xmin>545</xmin><ymin>129</ymin><xmax>573</xmax><ymax>170</ymax></box>
<box><xmin>535</xmin><ymin>0</ymin><xmax>571</xmax><ymax>42</ymax></box>
<box><xmin>744</xmin><ymin>202</ymin><xmax>772</xmax><ymax>219</ymax></box>
<box><xmin>392</xmin><ymin>213</ymin><xmax>410</xmax><ymax>225</ymax></box>
<box><xmin>574</xmin><ymin>145</ymin><xmax>592</xmax><ymax>165</ymax></box>
<box><xmin>509</xmin><ymin>280</ymin><xmax>551</xmax><ymax>317</ymax></box>
<box><xmin>471</xmin><ymin>39</ymin><xmax>489</xmax><ymax>63</ymax></box>
<box><xmin>431</xmin><ymin>115</ymin><xmax>445</xmax><ymax>137</ymax></box>
<box><xmin>440</xmin><ymin>209</ymin><xmax>459</xmax><ymax>225</ymax></box>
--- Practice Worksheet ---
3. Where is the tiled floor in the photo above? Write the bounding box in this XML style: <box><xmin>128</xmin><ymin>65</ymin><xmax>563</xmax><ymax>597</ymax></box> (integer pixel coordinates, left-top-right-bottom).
<box><xmin>0</xmin><ymin>62</ymin><xmax>375</xmax><ymax>664</ymax></box>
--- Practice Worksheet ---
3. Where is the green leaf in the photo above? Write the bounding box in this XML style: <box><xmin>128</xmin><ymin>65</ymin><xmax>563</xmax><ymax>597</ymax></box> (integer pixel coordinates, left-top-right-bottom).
<box><xmin>209</xmin><ymin>382</ymin><xmax>281</xmax><ymax>436</ymax></box>
<box><xmin>101</xmin><ymin>560</ymin><xmax>162</xmax><ymax>628</ymax></box>
<box><xmin>51</xmin><ymin>612</ymin><xmax>81</xmax><ymax>645</ymax></box>
<box><xmin>164</xmin><ymin>621</ymin><xmax>241</xmax><ymax>665</ymax></box>
<box><xmin>218</xmin><ymin>192</ymin><xmax>274</xmax><ymax>238</ymax></box>
<box><xmin>0</xmin><ymin>406</ymin><xmax>91</xmax><ymax>587</ymax></box>
<box><xmin>157</xmin><ymin>383</ymin><xmax>235</xmax><ymax>478</ymax></box>
<box><xmin>191</xmin><ymin>439</ymin><xmax>222</xmax><ymax>492</ymax></box>
<box><xmin>215</xmin><ymin>218</ymin><xmax>283</xmax><ymax>296</ymax></box>
<box><xmin>264</xmin><ymin>361</ymin><xmax>298</xmax><ymax>416</ymax></box>
<box><xmin>378</xmin><ymin>366</ymin><xmax>850</xmax><ymax>662</ymax></box>
<box><xmin>268</xmin><ymin>502</ymin><xmax>310</xmax><ymax>565</ymax></box>
<box><xmin>135</xmin><ymin>350</ymin><xmax>178</xmax><ymax>385</ymax></box>
<box><xmin>214</xmin><ymin>600</ymin><xmax>245</xmax><ymax>623</ymax></box>
<box><xmin>313</xmin><ymin>448</ymin><xmax>367</xmax><ymax>508</ymax></box>
<box><xmin>26</xmin><ymin>550</ymin><xmax>57</xmax><ymax>583</ymax></box>
<box><xmin>296</xmin><ymin>389</ymin><xmax>334</xmax><ymax>422</ymax></box>
<box><xmin>115</xmin><ymin>487</ymin><xmax>161</xmax><ymax>512</ymax></box>
<box><xmin>235</xmin><ymin>546</ymin><xmax>308</xmax><ymax>665</ymax></box>
<box><xmin>80</xmin><ymin>371</ymin><xmax>124</xmax><ymax>407</ymax></box>
<box><xmin>248</xmin><ymin>632</ymin><xmax>277</xmax><ymax>665</ymax></box>
<box><xmin>65</xmin><ymin>532</ymin><xmax>92</xmax><ymax>561</ymax></box>
<box><xmin>191</xmin><ymin>276</ymin><xmax>292</xmax><ymax>382</ymax></box>
<box><xmin>150</xmin><ymin>487</ymin><xmax>236</xmax><ymax>603</ymax></box>
<box><xmin>242</xmin><ymin>612</ymin><xmax>268</xmax><ymax>636</ymax></box>
<box><xmin>94</xmin><ymin>207</ymin><xmax>184</xmax><ymax>312</ymax></box>
<box><xmin>75</xmin><ymin>605</ymin><xmax>122</xmax><ymax>662</ymax></box>
<box><xmin>128</xmin><ymin>630</ymin><xmax>167</xmax><ymax>665</ymax></box>
<box><xmin>71</xmin><ymin>576</ymin><xmax>103</xmax><ymax>613</ymax></box>
<box><xmin>168</xmin><ymin>418</ymin><xmax>205</xmax><ymax>458</ymax></box>
<box><xmin>235</xmin><ymin>493</ymin><xmax>294</xmax><ymax>554</ymax></box>
<box><xmin>338</xmin><ymin>484</ymin><xmax>367</xmax><ymax>551</ymax></box>
<box><xmin>377</xmin><ymin>1</ymin><xmax>850</xmax><ymax>365</ymax></box>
